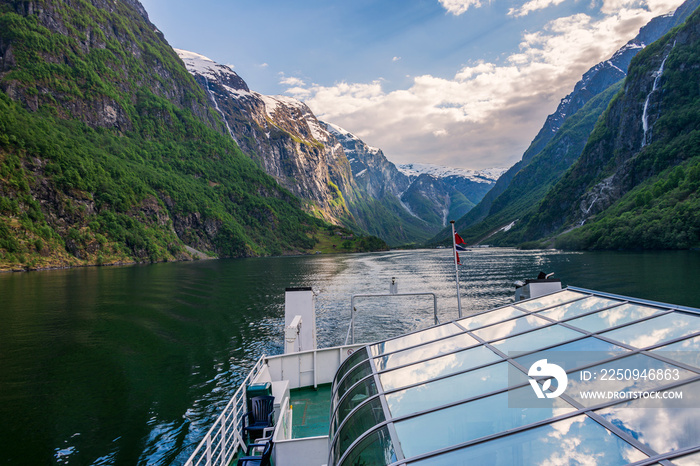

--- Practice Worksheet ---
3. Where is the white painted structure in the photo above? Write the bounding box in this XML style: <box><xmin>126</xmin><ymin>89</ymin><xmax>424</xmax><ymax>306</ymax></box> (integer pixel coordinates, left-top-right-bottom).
<box><xmin>284</xmin><ymin>288</ymin><xmax>317</xmax><ymax>354</ymax></box>
<box><xmin>514</xmin><ymin>276</ymin><xmax>562</xmax><ymax>301</ymax></box>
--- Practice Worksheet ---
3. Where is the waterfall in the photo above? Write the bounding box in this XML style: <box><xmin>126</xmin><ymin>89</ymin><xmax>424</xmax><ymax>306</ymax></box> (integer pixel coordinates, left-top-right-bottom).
<box><xmin>204</xmin><ymin>77</ymin><xmax>238</xmax><ymax>144</ymax></box>
<box><xmin>642</xmin><ymin>43</ymin><xmax>674</xmax><ymax>147</ymax></box>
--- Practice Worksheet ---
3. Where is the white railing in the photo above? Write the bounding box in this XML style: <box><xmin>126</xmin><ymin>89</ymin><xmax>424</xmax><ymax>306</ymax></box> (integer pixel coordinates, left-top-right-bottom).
<box><xmin>185</xmin><ymin>355</ymin><xmax>267</xmax><ymax>466</ymax></box>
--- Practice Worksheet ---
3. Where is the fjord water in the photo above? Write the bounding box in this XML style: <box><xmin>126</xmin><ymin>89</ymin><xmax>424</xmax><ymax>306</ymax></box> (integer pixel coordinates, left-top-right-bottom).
<box><xmin>1</xmin><ymin>248</ymin><xmax>699</xmax><ymax>465</ymax></box>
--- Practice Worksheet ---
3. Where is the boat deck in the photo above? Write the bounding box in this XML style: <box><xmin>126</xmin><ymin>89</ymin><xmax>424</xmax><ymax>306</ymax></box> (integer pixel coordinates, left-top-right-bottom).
<box><xmin>289</xmin><ymin>383</ymin><xmax>332</xmax><ymax>438</ymax></box>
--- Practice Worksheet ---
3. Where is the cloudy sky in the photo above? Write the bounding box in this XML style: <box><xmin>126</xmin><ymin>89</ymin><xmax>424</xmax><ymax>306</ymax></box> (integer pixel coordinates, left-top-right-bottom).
<box><xmin>139</xmin><ymin>0</ymin><xmax>685</xmax><ymax>170</ymax></box>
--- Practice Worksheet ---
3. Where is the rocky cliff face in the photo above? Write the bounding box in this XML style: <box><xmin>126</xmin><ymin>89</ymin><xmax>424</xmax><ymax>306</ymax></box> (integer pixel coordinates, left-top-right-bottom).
<box><xmin>325</xmin><ymin>123</ymin><xmax>500</xmax><ymax>226</ymax></box>
<box><xmin>437</xmin><ymin>0</ymin><xmax>700</xmax><ymax>245</ymax></box>
<box><xmin>0</xmin><ymin>0</ymin><xmax>219</xmax><ymax>133</ymax></box>
<box><xmin>0</xmin><ymin>0</ymin><xmax>348</xmax><ymax>270</ymax></box>
<box><xmin>178</xmin><ymin>50</ymin><xmax>501</xmax><ymax>244</ymax></box>
<box><xmin>514</xmin><ymin>7</ymin><xmax>700</xmax><ymax>245</ymax></box>
<box><xmin>524</xmin><ymin>0</ymin><xmax>699</xmax><ymax>165</ymax></box>
<box><xmin>176</xmin><ymin>50</ymin><xmax>356</xmax><ymax>224</ymax></box>
<box><xmin>324</xmin><ymin>121</ymin><xmax>410</xmax><ymax>199</ymax></box>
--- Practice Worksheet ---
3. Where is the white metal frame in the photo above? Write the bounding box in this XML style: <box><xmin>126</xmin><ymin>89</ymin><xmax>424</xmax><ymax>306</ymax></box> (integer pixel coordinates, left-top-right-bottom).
<box><xmin>185</xmin><ymin>355</ymin><xmax>267</xmax><ymax>466</ymax></box>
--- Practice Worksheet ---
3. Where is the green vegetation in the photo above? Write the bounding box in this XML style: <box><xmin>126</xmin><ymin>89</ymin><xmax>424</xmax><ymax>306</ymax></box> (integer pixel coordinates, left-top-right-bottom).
<box><xmin>344</xmin><ymin>194</ymin><xmax>439</xmax><ymax>246</ymax></box>
<box><xmin>504</xmin><ymin>9</ymin><xmax>700</xmax><ymax>250</ymax></box>
<box><xmin>0</xmin><ymin>1</ymin><xmax>385</xmax><ymax>271</ymax></box>
<box><xmin>448</xmin><ymin>81</ymin><xmax>623</xmax><ymax>246</ymax></box>
<box><xmin>309</xmin><ymin>225</ymin><xmax>388</xmax><ymax>254</ymax></box>
<box><xmin>555</xmin><ymin>160</ymin><xmax>700</xmax><ymax>249</ymax></box>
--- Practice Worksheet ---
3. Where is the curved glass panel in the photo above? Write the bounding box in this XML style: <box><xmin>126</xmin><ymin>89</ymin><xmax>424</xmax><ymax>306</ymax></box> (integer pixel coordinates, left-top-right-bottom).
<box><xmin>337</xmin><ymin>426</ymin><xmax>396</xmax><ymax>466</ymax></box>
<box><xmin>538</xmin><ymin>296</ymin><xmax>621</xmax><ymax>321</ymax></box>
<box><xmin>374</xmin><ymin>333</ymin><xmax>477</xmax><ymax>371</ymax></box>
<box><xmin>331</xmin><ymin>377</ymin><xmax>378</xmax><ymax>438</ymax></box>
<box><xmin>472</xmin><ymin>315</ymin><xmax>549</xmax><ymax>341</ymax></box>
<box><xmin>673</xmin><ymin>451</ymin><xmax>700</xmax><ymax>465</ymax></box>
<box><xmin>514</xmin><ymin>336</ymin><xmax>629</xmax><ymax>371</ymax></box>
<box><xmin>567</xmin><ymin>303</ymin><xmax>664</xmax><ymax>333</ymax></box>
<box><xmin>457</xmin><ymin>306</ymin><xmax>524</xmax><ymax>330</ymax></box>
<box><xmin>651</xmin><ymin>335</ymin><xmax>700</xmax><ymax>369</ymax></box>
<box><xmin>516</xmin><ymin>290</ymin><xmax>587</xmax><ymax>311</ymax></box>
<box><xmin>370</xmin><ymin>323</ymin><xmax>461</xmax><ymax>356</ymax></box>
<box><xmin>595</xmin><ymin>380</ymin><xmax>700</xmax><ymax>455</ymax></box>
<box><xmin>379</xmin><ymin>344</ymin><xmax>500</xmax><ymax>391</ymax></box>
<box><xmin>567</xmin><ymin>354</ymin><xmax>695</xmax><ymax>408</ymax></box>
<box><xmin>600</xmin><ymin>313</ymin><xmax>700</xmax><ymax>349</ymax></box>
<box><xmin>386</xmin><ymin>361</ymin><xmax>514</xmax><ymax>417</ymax></box>
<box><xmin>393</xmin><ymin>386</ymin><xmax>575</xmax><ymax>459</ymax></box>
<box><xmin>491</xmin><ymin>324</ymin><xmax>584</xmax><ymax>354</ymax></box>
<box><xmin>333</xmin><ymin>360</ymin><xmax>373</xmax><ymax>411</ymax></box>
<box><xmin>334</xmin><ymin>347</ymin><xmax>370</xmax><ymax>393</ymax></box>
<box><xmin>408</xmin><ymin>414</ymin><xmax>647</xmax><ymax>465</ymax></box>
<box><xmin>332</xmin><ymin>397</ymin><xmax>385</xmax><ymax>464</ymax></box>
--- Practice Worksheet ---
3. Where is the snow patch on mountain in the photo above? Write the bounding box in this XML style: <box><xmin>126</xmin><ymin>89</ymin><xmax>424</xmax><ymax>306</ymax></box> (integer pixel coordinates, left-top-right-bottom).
<box><xmin>176</xmin><ymin>49</ymin><xmax>235</xmax><ymax>81</ymax></box>
<box><xmin>325</xmin><ymin>122</ymin><xmax>381</xmax><ymax>154</ymax></box>
<box><xmin>397</xmin><ymin>163</ymin><xmax>506</xmax><ymax>183</ymax></box>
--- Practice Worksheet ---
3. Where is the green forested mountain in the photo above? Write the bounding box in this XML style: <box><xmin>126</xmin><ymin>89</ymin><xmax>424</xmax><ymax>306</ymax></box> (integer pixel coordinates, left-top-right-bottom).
<box><xmin>440</xmin><ymin>81</ymin><xmax>623</xmax><ymax>246</ymax></box>
<box><xmin>498</xmin><ymin>7</ymin><xmax>700</xmax><ymax>249</ymax></box>
<box><xmin>0</xmin><ymin>0</ymin><xmax>384</xmax><ymax>271</ymax></box>
<box><xmin>429</xmin><ymin>0</ymin><xmax>700</xmax><ymax>250</ymax></box>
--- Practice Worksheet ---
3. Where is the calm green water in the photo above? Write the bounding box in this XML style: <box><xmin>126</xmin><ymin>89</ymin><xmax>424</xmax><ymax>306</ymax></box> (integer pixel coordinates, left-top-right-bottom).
<box><xmin>0</xmin><ymin>248</ymin><xmax>698</xmax><ymax>465</ymax></box>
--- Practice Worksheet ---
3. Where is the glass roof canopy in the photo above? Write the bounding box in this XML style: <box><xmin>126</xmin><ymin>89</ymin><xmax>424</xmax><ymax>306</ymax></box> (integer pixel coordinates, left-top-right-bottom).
<box><xmin>328</xmin><ymin>287</ymin><xmax>700</xmax><ymax>466</ymax></box>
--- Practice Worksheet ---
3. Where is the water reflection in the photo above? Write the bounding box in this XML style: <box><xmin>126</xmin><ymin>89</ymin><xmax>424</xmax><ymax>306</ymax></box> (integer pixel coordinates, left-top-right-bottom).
<box><xmin>411</xmin><ymin>414</ymin><xmax>646</xmax><ymax>465</ymax></box>
<box><xmin>515</xmin><ymin>290</ymin><xmax>586</xmax><ymax>311</ymax></box>
<box><xmin>600</xmin><ymin>313</ymin><xmax>700</xmax><ymax>349</ymax></box>
<box><xmin>566</xmin><ymin>303</ymin><xmax>664</xmax><ymax>333</ymax></box>
<box><xmin>370</xmin><ymin>324</ymin><xmax>462</xmax><ymax>357</ymax></box>
<box><xmin>567</xmin><ymin>354</ymin><xmax>695</xmax><ymax>408</ymax></box>
<box><xmin>386</xmin><ymin>361</ymin><xmax>517</xmax><ymax>418</ymax></box>
<box><xmin>374</xmin><ymin>333</ymin><xmax>478</xmax><ymax>371</ymax></box>
<box><xmin>472</xmin><ymin>314</ymin><xmax>549</xmax><ymax>341</ymax></box>
<box><xmin>456</xmin><ymin>306</ymin><xmax>524</xmax><ymax>330</ymax></box>
<box><xmin>652</xmin><ymin>336</ymin><xmax>700</xmax><ymax>369</ymax></box>
<box><xmin>393</xmin><ymin>386</ymin><xmax>576</xmax><ymax>459</ymax></box>
<box><xmin>379</xmin><ymin>345</ymin><xmax>500</xmax><ymax>391</ymax></box>
<box><xmin>538</xmin><ymin>296</ymin><xmax>620</xmax><ymax>321</ymax></box>
<box><xmin>596</xmin><ymin>380</ymin><xmax>700</xmax><ymax>455</ymax></box>
<box><xmin>1</xmin><ymin>248</ymin><xmax>699</xmax><ymax>465</ymax></box>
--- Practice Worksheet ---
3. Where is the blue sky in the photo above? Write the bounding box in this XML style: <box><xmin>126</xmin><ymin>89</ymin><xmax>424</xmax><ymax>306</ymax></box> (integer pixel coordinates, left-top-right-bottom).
<box><xmin>139</xmin><ymin>0</ymin><xmax>685</xmax><ymax>169</ymax></box>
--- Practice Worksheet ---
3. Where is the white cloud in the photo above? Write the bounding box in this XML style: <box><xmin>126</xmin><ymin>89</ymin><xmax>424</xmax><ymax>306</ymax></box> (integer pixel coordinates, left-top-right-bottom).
<box><xmin>393</xmin><ymin>56</ymin><xmax>402</xmax><ymax>62</ymax></box>
<box><xmin>284</xmin><ymin>1</ymin><xmax>685</xmax><ymax>169</ymax></box>
<box><xmin>258</xmin><ymin>62</ymin><xmax>269</xmax><ymax>68</ymax></box>
<box><xmin>438</xmin><ymin>0</ymin><xmax>483</xmax><ymax>15</ymax></box>
<box><xmin>600</xmin><ymin>0</ymin><xmax>682</xmax><ymax>15</ymax></box>
<box><xmin>280</xmin><ymin>76</ymin><xmax>306</xmax><ymax>86</ymax></box>
<box><xmin>508</xmin><ymin>0</ymin><xmax>567</xmax><ymax>17</ymax></box>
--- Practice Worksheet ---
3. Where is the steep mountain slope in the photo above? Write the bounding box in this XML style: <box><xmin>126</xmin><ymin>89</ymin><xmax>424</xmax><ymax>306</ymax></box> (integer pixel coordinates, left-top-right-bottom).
<box><xmin>434</xmin><ymin>0</ymin><xmax>700</xmax><ymax>245</ymax></box>
<box><xmin>176</xmin><ymin>50</ymin><xmax>357</xmax><ymax>224</ymax></box>
<box><xmin>504</xmin><ymin>7</ymin><xmax>700</xmax><ymax>249</ymax></box>
<box><xmin>325</xmin><ymin>123</ymin><xmax>502</xmax><ymax>241</ymax></box>
<box><xmin>178</xmin><ymin>50</ymin><xmax>502</xmax><ymax>245</ymax></box>
<box><xmin>449</xmin><ymin>81</ymin><xmax>623</xmax><ymax>245</ymax></box>
<box><xmin>0</xmin><ymin>0</ymin><xmax>379</xmax><ymax>271</ymax></box>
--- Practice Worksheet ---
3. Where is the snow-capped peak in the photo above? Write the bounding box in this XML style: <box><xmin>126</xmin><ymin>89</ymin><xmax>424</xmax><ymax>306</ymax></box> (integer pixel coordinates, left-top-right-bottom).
<box><xmin>397</xmin><ymin>163</ymin><xmax>505</xmax><ymax>183</ymax></box>
<box><xmin>175</xmin><ymin>49</ymin><xmax>235</xmax><ymax>80</ymax></box>
<box><xmin>324</xmin><ymin>122</ymin><xmax>381</xmax><ymax>154</ymax></box>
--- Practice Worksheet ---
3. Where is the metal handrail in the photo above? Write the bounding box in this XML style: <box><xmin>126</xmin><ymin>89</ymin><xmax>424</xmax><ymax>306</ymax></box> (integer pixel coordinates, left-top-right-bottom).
<box><xmin>344</xmin><ymin>292</ymin><xmax>439</xmax><ymax>345</ymax></box>
<box><xmin>185</xmin><ymin>354</ymin><xmax>267</xmax><ymax>466</ymax></box>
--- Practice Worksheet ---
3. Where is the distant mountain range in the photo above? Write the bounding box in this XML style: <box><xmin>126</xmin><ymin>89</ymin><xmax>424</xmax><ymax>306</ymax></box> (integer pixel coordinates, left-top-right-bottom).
<box><xmin>434</xmin><ymin>0</ymin><xmax>700</xmax><ymax>251</ymax></box>
<box><xmin>1</xmin><ymin>0</ymin><xmax>697</xmax><ymax>272</ymax></box>
<box><xmin>176</xmin><ymin>49</ymin><xmax>502</xmax><ymax>245</ymax></box>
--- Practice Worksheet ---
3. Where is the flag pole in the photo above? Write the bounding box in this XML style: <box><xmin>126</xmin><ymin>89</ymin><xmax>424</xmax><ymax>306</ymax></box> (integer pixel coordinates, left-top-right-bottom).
<box><xmin>450</xmin><ymin>220</ymin><xmax>463</xmax><ymax>318</ymax></box>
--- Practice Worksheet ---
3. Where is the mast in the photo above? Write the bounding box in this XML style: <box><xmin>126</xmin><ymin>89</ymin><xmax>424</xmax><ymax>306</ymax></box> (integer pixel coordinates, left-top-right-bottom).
<box><xmin>450</xmin><ymin>220</ymin><xmax>463</xmax><ymax>318</ymax></box>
